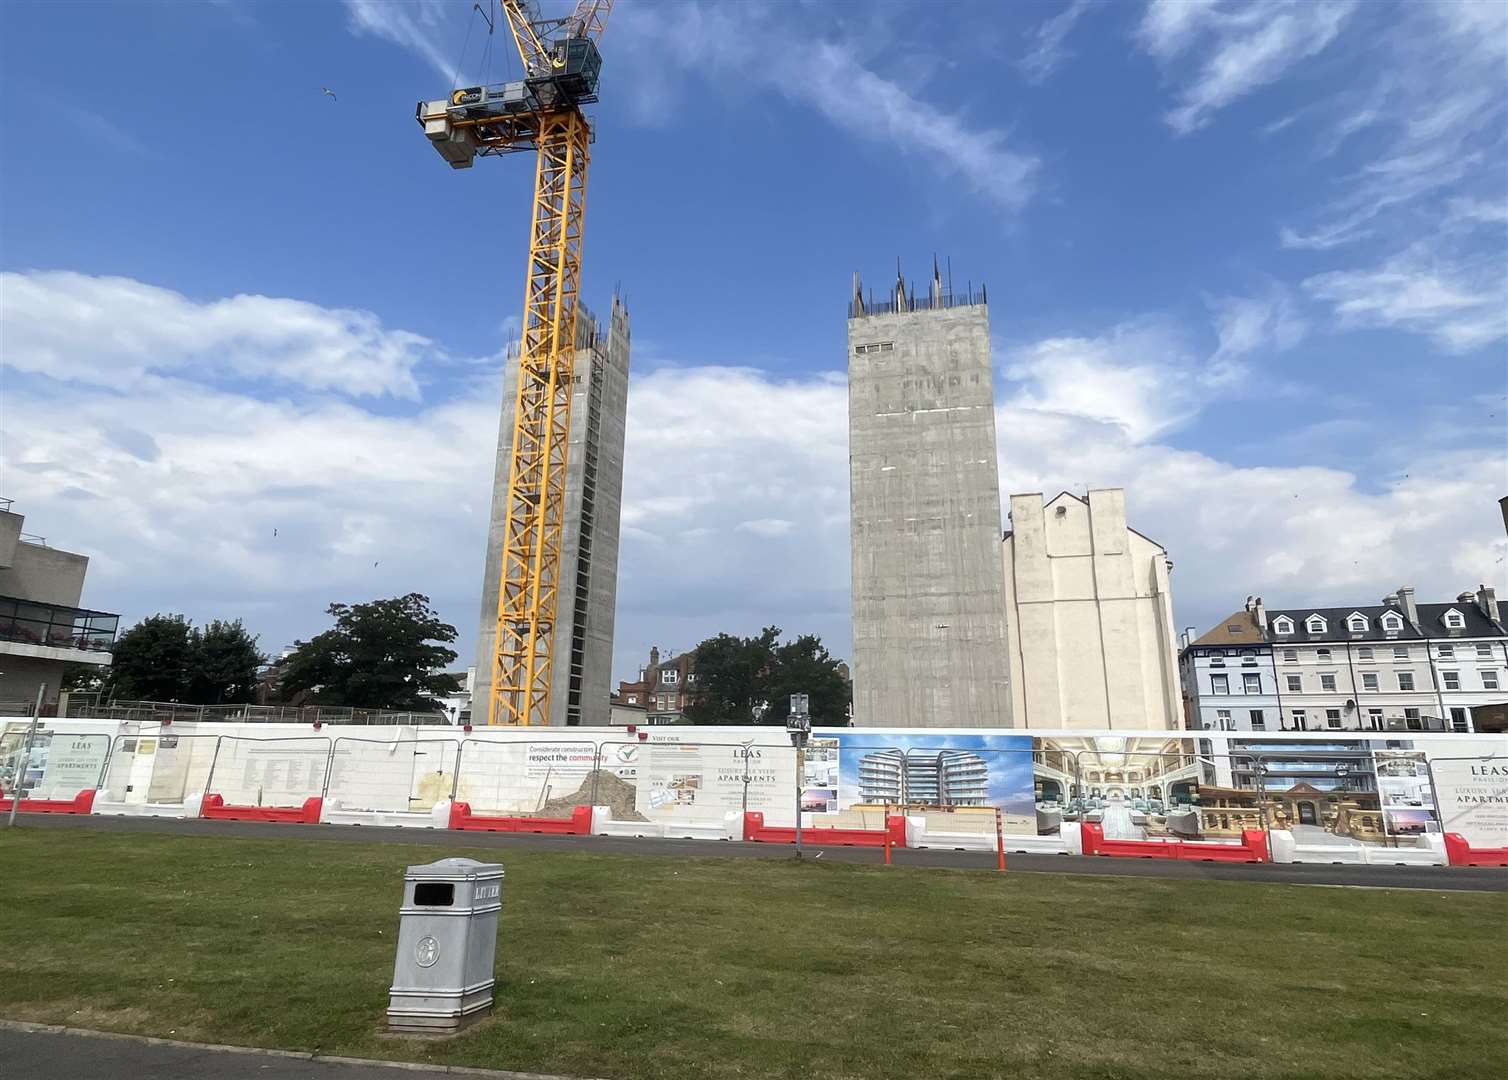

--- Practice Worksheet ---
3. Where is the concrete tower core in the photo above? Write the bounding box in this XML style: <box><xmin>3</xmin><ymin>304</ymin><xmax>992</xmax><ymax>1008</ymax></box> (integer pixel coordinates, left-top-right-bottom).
<box><xmin>847</xmin><ymin>270</ymin><xmax>1011</xmax><ymax>727</ymax></box>
<box><xmin>473</xmin><ymin>296</ymin><xmax>631</xmax><ymax>726</ymax></box>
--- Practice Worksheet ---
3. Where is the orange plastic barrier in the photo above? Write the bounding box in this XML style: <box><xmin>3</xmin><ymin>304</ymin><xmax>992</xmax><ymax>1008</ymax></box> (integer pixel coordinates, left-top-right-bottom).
<box><xmin>200</xmin><ymin>794</ymin><xmax>323</xmax><ymax>824</ymax></box>
<box><xmin>448</xmin><ymin>802</ymin><xmax>593</xmax><ymax>834</ymax></box>
<box><xmin>1443</xmin><ymin>833</ymin><xmax>1508</xmax><ymax>867</ymax></box>
<box><xmin>1081</xmin><ymin>821</ymin><xmax>1268</xmax><ymax>863</ymax></box>
<box><xmin>743</xmin><ymin>811</ymin><xmax>907</xmax><ymax>848</ymax></box>
<box><xmin>0</xmin><ymin>789</ymin><xmax>96</xmax><ymax>815</ymax></box>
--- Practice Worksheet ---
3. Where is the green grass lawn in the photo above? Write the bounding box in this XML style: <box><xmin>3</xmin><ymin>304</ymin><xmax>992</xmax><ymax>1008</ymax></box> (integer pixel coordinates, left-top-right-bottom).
<box><xmin>0</xmin><ymin>829</ymin><xmax>1503</xmax><ymax>1080</ymax></box>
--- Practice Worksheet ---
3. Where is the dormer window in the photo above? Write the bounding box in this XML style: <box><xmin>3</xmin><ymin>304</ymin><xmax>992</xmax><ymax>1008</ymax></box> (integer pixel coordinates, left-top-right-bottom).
<box><xmin>1346</xmin><ymin>613</ymin><xmax>1369</xmax><ymax>633</ymax></box>
<box><xmin>1380</xmin><ymin>612</ymin><xmax>1403</xmax><ymax>632</ymax></box>
<box><xmin>1305</xmin><ymin>615</ymin><xmax>1327</xmax><ymax>635</ymax></box>
<box><xmin>1273</xmin><ymin>617</ymin><xmax>1294</xmax><ymax>636</ymax></box>
<box><xmin>1442</xmin><ymin>609</ymin><xmax>1466</xmax><ymax>630</ymax></box>
<box><xmin>661</xmin><ymin>669</ymin><xmax>679</xmax><ymax>686</ymax></box>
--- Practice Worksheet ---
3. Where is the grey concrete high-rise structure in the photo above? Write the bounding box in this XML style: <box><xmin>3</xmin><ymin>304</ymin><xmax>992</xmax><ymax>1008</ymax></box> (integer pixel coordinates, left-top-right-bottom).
<box><xmin>847</xmin><ymin>270</ymin><xmax>1011</xmax><ymax>728</ymax></box>
<box><xmin>473</xmin><ymin>297</ymin><xmax>630</xmax><ymax>727</ymax></box>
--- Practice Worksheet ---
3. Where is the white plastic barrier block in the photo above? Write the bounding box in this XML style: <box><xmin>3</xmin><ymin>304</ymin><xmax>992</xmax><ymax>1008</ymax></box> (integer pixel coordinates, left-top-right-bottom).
<box><xmin>907</xmin><ymin>817</ymin><xmax>1071</xmax><ymax>855</ymax></box>
<box><xmin>592</xmin><ymin>807</ymin><xmax>665</xmax><ymax>838</ymax></box>
<box><xmin>591</xmin><ymin>808</ymin><xmax>742</xmax><ymax>841</ymax></box>
<box><xmin>322</xmin><ymin>800</ymin><xmax>441</xmax><ymax>828</ymax></box>
<box><xmin>93</xmin><ymin>799</ymin><xmax>193</xmax><ymax>819</ymax></box>
<box><xmin>1061</xmin><ymin>821</ymin><xmax>1083</xmax><ymax>856</ymax></box>
<box><xmin>1270</xmin><ymin>830</ymin><xmax>1447</xmax><ymax>867</ymax></box>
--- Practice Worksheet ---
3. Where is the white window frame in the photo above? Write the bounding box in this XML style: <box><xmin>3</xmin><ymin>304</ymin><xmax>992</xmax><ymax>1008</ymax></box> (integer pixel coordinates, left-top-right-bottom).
<box><xmin>1243</xmin><ymin>673</ymin><xmax>1261</xmax><ymax>694</ymax></box>
<box><xmin>1441</xmin><ymin>670</ymin><xmax>1461</xmax><ymax>691</ymax></box>
<box><xmin>1392</xmin><ymin>646</ymin><xmax>1408</xmax><ymax>660</ymax></box>
<box><xmin>1273</xmin><ymin>617</ymin><xmax>1294</xmax><ymax>636</ymax></box>
<box><xmin>1291</xmin><ymin>709</ymin><xmax>1307</xmax><ymax>731</ymax></box>
<box><xmin>1320</xmin><ymin>673</ymin><xmax>1337</xmax><ymax>692</ymax></box>
<box><xmin>1346</xmin><ymin>613</ymin><xmax>1369</xmax><ymax>633</ymax></box>
<box><xmin>1476</xmin><ymin>643</ymin><xmax>1493</xmax><ymax>658</ymax></box>
<box><xmin>1305</xmin><ymin>615</ymin><xmax>1327</xmax><ymax>635</ymax></box>
<box><xmin>1215</xmin><ymin>708</ymin><xmax>1232</xmax><ymax>730</ymax></box>
<box><xmin>1326</xmin><ymin>709</ymin><xmax>1342</xmax><ymax>729</ymax></box>
<box><xmin>1438</xmin><ymin>644</ymin><xmax>1455</xmax><ymax>659</ymax></box>
<box><xmin>1282</xmin><ymin>648</ymin><xmax>1298</xmax><ymax>662</ymax></box>
<box><xmin>1286</xmin><ymin>674</ymin><xmax>1302</xmax><ymax>692</ymax></box>
<box><xmin>1361</xmin><ymin>672</ymin><xmax>1379</xmax><ymax>691</ymax></box>
<box><xmin>1366</xmin><ymin>708</ymin><xmax>1383</xmax><ymax>731</ymax></box>
<box><xmin>1210</xmin><ymin>673</ymin><xmax>1229</xmax><ymax>695</ymax></box>
<box><xmin>1249</xmin><ymin>709</ymin><xmax>1265</xmax><ymax>730</ymax></box>
<box><xmin>1316</xmin><ymin>648</ymin><xmax>1332</xmax><ymax>662</ymax></box>
<box><xmin>1442</xmin><ymin>609</ymin><xmax>1466</xmax><ymax>630</ymax></box>
<box><xmin>1404</xmin><ymin>707</ymin><xmax>1422</xmax><ymax>731</ymax></box>
<box><xmin>1483</xmin><ymin>670</ymin><xmax>1501</xmax><ymax>691</ymax></box>
<box><xmin>1397</xmin><ymin>672</ymin><xmax>1415</xmax><ymax>691</ymax></box>
<box><xmin>661</xmin><ymin>669</ymin><xmax>679</xmax><ymax>686</ymax></box>
<box><xmin>1357</xmin><ymin>646</ymin><xmax>1374</xmax><ymax>660</ymax></box>
<box><xmin>1381</xmin><ymin>613</ymin><xmax>1403</xmax><ymax>632</ymax></box>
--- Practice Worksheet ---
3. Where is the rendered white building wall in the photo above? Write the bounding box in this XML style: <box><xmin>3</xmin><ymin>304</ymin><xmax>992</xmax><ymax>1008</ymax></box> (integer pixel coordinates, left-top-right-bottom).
<box><xmin>1002</xmin><ymin>490</ymin><xmax>1181</xmax><ymax>729</ymax></box>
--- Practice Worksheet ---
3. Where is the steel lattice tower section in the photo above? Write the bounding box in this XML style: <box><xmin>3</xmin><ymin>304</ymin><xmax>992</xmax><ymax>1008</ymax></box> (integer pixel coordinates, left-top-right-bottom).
<box><xmin>493</xmin><ymin>109</ymin><xmax>591</xmax><ymax>727</ymax></box>
<box><xmin>417</xmin><ymin>0</ymin><xmax>613</xmax><ymax>726</ymax></box>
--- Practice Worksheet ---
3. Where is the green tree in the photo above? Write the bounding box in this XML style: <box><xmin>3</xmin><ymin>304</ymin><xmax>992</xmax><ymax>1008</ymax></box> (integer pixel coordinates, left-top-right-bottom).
<box><xmin>682</xmin><ymin>627</ymin><xmax>780</xmax><ymax>725</ymax></box>
<box><xmin>681</xmin><ymin>626</ymin><xmax>850</xmax><ymax>726</ymax></box>
<box><xmin>281</xmin><ymin>593</ymin><xmax>459</xmax><ymax>711</ymax></box>
<box><xmin>61</xmin><ymin>662</ymin><xmax>107</xmax><ymax>694</ymax></box>
<box><xmin>186</xmin><ymin>620</ymin><xmax>263</xmax><ymax>705</ymax></box>
<box><xmin>763</xmin><ymin>633</ymin><xmax>850</xmax><ymax>726</ymax></box>
<box><xmin>106</xmin><ymin>614</ymin><xmax>194</xmax><ymax>701</ymax></box>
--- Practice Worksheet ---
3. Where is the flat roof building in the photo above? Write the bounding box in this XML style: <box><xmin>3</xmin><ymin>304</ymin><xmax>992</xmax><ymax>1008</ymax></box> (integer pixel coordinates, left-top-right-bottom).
<box><xmin>0</xmin><ymin>501</ymin><xmax>117</xmax><ymax>710</ymax></box>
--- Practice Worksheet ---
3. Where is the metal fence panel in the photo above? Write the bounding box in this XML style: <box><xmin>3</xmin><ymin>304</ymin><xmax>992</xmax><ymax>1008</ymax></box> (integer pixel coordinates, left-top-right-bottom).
<box><xmin>0</xmin><ymin>729</ymin><xmax>112</xmax><ymax>801</ymax></box>
<box><xmin>325</xmin><ymin>736</ymin><xmax>462</xmax><ymax>813</ymax></box>
<box><xmin>597</xmin><ymin>740</ymin><xmax>784</xmax><ymax>827</ymax></box>
<box><xmin>454</xmin><ymin>738</ymin><xmax>600</xmax><ymax>818</ymax></box>
<box><xmin>203</xmin><ymin>735</ymin><xmax>333</xmax><ymax>808</ymax></box>
<box><xmin>99</xmin><ymin>732</ymin><xmax>223</xmax><ymax>806</ymax></box>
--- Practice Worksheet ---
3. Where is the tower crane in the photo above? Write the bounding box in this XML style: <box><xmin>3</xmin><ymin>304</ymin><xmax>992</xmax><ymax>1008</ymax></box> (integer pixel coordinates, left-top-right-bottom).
<box><xmin>416</xmin><ymin>0</ymin><xmax>613</xmax><ymax>726</ymax></box>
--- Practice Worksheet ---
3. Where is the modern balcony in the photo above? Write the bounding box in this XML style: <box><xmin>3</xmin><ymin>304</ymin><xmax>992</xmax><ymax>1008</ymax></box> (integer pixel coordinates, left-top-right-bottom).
<box><xmin>0</xmin><ymin>595</ymin><xmax>118</xmax><ymax>666</ymax></box>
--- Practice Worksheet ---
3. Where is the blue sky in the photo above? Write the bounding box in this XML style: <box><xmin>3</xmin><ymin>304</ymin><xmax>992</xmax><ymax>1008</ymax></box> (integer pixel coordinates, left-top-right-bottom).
<box><xmin>2</xmin><ymin>0</ymin><xmax>1505</xmax><ymax>687</ymax></box>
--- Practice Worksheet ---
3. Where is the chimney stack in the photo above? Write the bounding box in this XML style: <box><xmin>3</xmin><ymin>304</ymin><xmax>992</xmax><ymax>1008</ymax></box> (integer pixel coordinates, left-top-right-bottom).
<box><xmin>648</xmin><ymin>645</ymin><xmax>660</xmax><ymax>670</ymax></box>
<box><xmin>1478</xmin><ymin>584</ymin><xmax>1501</xmax><ymax>625</ymax></box>
<box><xmin>1396</xmin><ymin>585</ymin><xmax>1418</xmax><ymax>626</ymax></box>
<box><xmin>1254</xmin><ymin>596</ymin><xmax>1267</xmax><ymax>634</ymax></box>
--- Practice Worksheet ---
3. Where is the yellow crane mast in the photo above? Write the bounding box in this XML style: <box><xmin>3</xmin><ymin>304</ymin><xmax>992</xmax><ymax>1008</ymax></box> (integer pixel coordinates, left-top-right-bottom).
<box><xmin>416</xmin><ymin>0</ymin><xmax>613</xmax><ymax>726</ymax></box>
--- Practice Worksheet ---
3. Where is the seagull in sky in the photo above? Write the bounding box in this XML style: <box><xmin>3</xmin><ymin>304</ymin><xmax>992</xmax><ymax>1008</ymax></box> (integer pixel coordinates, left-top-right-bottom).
<box><xmin>321</xmin><ymin>87</ymin><xmax>338</xmax><ymax>101</ymax></box>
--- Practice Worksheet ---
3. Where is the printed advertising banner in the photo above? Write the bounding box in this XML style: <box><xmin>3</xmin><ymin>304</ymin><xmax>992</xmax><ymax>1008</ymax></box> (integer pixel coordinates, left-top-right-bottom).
<box><xmin>1430</xmin><ymin>755</ymin><xmax>1508</xmax><ymax>848</ymax></box>
<box><xmin>807</xmin><ymin>732</ymin><xmax>1034</xmax><ymax>834</ymax></box>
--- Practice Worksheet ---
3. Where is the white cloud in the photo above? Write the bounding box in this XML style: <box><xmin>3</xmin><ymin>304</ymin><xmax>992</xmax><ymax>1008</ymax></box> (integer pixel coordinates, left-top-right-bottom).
<box><xmin>612</xmin><ymin>3</ymin><xmax>1039</xmax><ymax>212</ymax></box>
<box><xmin>1207</xmin><ymin>288</ymin><xmax>1306</xmax><ymax>375</ymax></box>
<box><xmin>1137</xmin><ymin>1</ymin><xmax>1356</xmax><ymax>135</ymax></box>
<box><xmin>1278</xmin><ymin>4</ymin><xmax>1506</xmax><ymax>252</ymax></box>
<box><xmin>1</xmin><ymin>271</ymin><xmax>432</xmax><ymax>399</ymax></box>
<box><xmin>1019</xmin><ymin>0</ymin><xmax>1096</xmax><ymax>84</ymax></box>
<box><xmin>1304</xmin><ymin>250</ymin><xmax>1508</xmax><ymax>353</ymax></box>
<box><xmin>1005</xmin><ymin>321</ymin><xmax>1202</xmax><ymax>442</ymax></box>
<box><xmin>6</xmin><ymin>274</ymin><xmax>1502</xmax><ymax>689</ymax></box>
<box><xmin>1004</xmin><ymin>295</ymin><xmax>1304</xmax><ymax>442</ymax></box>
<box><xmin>344</xmin><ymin>0</ymin><xmax>457</xmax><ymax>82</ymax></box>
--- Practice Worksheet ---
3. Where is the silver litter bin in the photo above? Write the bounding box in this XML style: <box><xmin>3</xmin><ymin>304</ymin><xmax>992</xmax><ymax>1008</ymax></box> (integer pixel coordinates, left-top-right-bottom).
<box><xmin>387</xmin><ymin>857</ymin><xmax>504</xmax><ymax>1034</ymax></box>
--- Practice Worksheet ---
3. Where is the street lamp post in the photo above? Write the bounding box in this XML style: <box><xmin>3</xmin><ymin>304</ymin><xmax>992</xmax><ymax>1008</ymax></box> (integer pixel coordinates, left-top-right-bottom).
<box><xmin>787</xmin><ymin>693</ymin><xmax>811</xmax><ymax>859</ymax></box>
